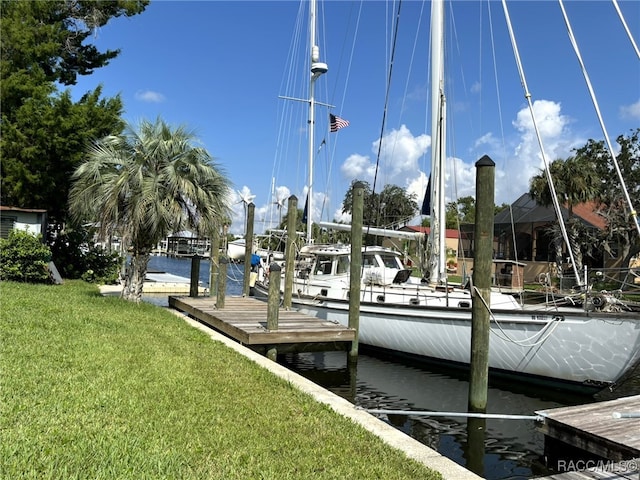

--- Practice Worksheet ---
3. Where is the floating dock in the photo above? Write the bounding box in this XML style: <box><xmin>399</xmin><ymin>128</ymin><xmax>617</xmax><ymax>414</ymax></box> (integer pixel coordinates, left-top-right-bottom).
<box><xmin>168</xmin><ymin>296</ymin><xmax>356</xmax><ymax>355</ymax></box>
<box><xmin>535</xmin><ymin>395</ymin><xmax>639</xmax><ymax>479</ymax></box>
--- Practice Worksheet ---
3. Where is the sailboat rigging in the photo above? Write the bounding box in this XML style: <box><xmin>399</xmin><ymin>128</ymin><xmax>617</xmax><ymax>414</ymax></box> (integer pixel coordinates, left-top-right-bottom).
<box><xmin>253</xmin><ymin>0</ymin><xmax>640</xmax><ymax>392</ymax></box>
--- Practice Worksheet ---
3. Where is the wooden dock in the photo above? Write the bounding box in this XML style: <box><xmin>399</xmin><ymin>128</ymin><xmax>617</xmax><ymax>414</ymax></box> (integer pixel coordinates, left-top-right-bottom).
<box><xmin>535</xmin><ymin>395</ymin><xmax>639</xmax><ymax>479</ymax></box>
<box><xmin>168</xmin><ymin>295</ymin><xmax>356</xmax><ymax>355</ymax></box>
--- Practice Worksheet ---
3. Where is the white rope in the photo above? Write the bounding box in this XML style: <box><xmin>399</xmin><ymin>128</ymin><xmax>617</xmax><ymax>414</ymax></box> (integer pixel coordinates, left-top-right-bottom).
<box><xmin>472</xmin><ymin>286</ymin><xmax>563</xmax><ymax>347</ymax></box>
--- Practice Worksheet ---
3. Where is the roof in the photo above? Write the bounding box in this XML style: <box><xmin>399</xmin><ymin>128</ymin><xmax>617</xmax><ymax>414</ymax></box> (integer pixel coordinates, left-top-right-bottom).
<box><xmin>493</xmin><ymin>193</ymin><xmax>605</xmax><ymax>229</ymax></box>
<box><xmin>0</xmin><ymin>206</ymin><xmax>47</xmax><ymax>214</ymax></box>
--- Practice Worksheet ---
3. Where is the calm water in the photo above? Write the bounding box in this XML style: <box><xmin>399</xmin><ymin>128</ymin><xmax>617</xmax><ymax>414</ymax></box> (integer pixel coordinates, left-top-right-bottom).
<box><xmin>144</xmin><ymin>255</ymin><xmax>244</xmax><ymax>305</ymax></box>
<box><xmin>146</xmin><ymin>255</ymin><xmax>639</xmax><ymax>480</ymax></box>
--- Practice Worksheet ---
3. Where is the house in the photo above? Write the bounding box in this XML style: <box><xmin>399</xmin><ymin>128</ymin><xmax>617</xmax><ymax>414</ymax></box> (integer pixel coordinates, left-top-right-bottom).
<box><xmin>460</xmin><ymin>193</ymin><xmax>609</xmax><ymax>283</ymax></box>
<box><xmin>0</xmin><ymin>206</ymin><xmax>48</xmax><ymax>240</ymax></box>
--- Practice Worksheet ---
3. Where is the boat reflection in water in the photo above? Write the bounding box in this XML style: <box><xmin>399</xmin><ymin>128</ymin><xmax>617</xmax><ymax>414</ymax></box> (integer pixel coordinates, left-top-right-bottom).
<box><xmin>280</xmin><ymin>350</ymin><xmax>596</xmax><ymax>480</ymax></box>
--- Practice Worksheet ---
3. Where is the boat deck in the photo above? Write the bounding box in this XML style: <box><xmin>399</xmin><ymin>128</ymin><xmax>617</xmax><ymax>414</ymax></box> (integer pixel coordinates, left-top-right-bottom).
<box><xmin>168</xmin><ymin>295</ymin><xmax>356</xmax><ymax>354</ymax></box>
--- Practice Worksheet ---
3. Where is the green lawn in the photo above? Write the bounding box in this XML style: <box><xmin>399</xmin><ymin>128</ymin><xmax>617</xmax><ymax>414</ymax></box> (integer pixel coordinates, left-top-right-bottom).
<box><xmin>1</xmin><ymin>280</ymin><xmax>442</xmax><ymax>480</ymax></box>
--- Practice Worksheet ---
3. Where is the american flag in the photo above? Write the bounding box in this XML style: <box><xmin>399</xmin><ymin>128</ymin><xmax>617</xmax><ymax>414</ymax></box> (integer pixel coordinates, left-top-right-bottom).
<box><xmin>330</xmin><ymin>113</ymin><xmax>349</xmax><ymax>132</ymax></box>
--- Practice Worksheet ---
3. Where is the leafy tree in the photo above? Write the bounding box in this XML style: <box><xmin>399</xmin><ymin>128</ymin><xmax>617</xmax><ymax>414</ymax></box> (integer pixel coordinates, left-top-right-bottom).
<box><xmin>341</xmin><ymin>181</ymin><xmax>417</xmax><ymax>229</ymax></box>
<box><xmin>1</xmin><ymin>0</ymin><xmax>148</xmax><ymax>87</ymax></box>
<box><xmin>1</xmin><ymin>86</ymin><xmax>124</xmax><ymax>223</ymax></box>
<box><xmin>1</xmin><ymin>0</ymin><xmax>148</xmax><ymax>224</ymax></box>
<box><xmin>377</xmin><ymin>184</ymin><xmax>418</xmax><ymax>228</ymax></box>
<box><xmin>69</xmin><ymin>118</ymin><xmax>232</xmax><ymax>302</ymax></box>
<box><xmin>0</xmin><ymin>230</ymin><xmax>52</xmax><ymax>283</ymax></box>
<box><xmin>529</xmin><ymin>129</ymin><xmax>640</xmax><ymax>273</ymax></box>
<box><xmin>578</xmin><ymin>129</ymin><xmax>640</xmax><ymax>270</ymax></box>
<box><xmin>445</xmin><ymin>196</ymin><xmax>476</xmax><ymax>228</ymax></box>
<box><xmin>342</xmin><ymin>180</ymin><xmax>375</xmax><ymax>225</ymax></box>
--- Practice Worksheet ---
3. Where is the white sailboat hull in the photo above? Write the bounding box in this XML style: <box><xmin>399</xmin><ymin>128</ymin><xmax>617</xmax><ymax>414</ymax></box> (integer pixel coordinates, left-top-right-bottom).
<box><xmin>227</xmin><ymin>239</ymin><xmax>245</xmax><ymax>260</ymax></box>
<box><xmin>291</xmin><ymin>296</ymin><xmax>640</xmax><ymax>389</ymax></box>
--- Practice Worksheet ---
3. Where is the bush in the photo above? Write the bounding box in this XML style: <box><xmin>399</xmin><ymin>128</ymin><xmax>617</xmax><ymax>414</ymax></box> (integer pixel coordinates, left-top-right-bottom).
<box><xmin>0</xmin><ymin>230</ymin><xmax>53</xmax><ymax>283</ymax></box>
<box><xmin>50</xmin><ymin>229</ymin><xmax>122</xmax><ymax>284</ymax></box>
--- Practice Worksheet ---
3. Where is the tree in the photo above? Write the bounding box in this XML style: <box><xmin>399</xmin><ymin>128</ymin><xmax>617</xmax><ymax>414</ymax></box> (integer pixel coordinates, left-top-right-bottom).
<box><xmin>445</xmin><ymin>196</ymin><xmax>476</xmax><ymax>228</ymax></box>
<box><xmin>578</xmin><ymin>129</ymin><xmax>640</xmax><ymax>270</ymax></box>
<box><xmin>69</xmin><ymin>118</ymin><xmax>232</xmax><ymax>302</ymax></box>
<box><xmin>341</xmin><ymin>181</ymin><xmax>418</xmax><ymax>229</ymax></box>
<box><xmin>1</xmin><ymin>0</ymin><xmax>148</xmax><ymax>224</ymax></box>
<box><xmin>1</xmin><ymin>86</ymin><xmax>124</xmax><ymax>223</ymax></box>
<box><xmin>529</xmin><ymin>130</ymin><xmax>640</xmax><ymax>274</ymax></box>
<box><xmin>342</xmin><ymin>180</ymin><xmax>375</xmax><ymax>225</ymax></box>
<box><xmin>0</xmin><ymin>1</ymin><xmax>149</xmax><ymax>87</ymax></box>
<box><xmin>529</xmin><ymin>154</ymin><xmax>601</xmax><ymax>273</ymax></box>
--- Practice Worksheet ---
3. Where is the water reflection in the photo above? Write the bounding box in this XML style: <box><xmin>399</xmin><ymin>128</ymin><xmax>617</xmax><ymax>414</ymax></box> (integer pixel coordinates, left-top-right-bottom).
<box><xmin>280</xmin><ymin>350</ymin><xmax>587</xmax><ymax>480</ymax></box>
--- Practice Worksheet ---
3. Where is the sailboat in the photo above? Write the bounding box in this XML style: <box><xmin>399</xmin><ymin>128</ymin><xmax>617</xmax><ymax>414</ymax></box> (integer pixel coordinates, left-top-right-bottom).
<box><xmin>255</xmin><ymin>0</ymin><xmax>640</xmax><ymax>392</ymax></box>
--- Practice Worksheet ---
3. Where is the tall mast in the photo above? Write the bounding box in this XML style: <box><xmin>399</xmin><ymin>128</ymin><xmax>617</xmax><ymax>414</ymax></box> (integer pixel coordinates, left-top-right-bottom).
<box><xmin>429</xmin><ymin>0</ymin><xmax>447</xmax><ymax>284</ymax></box>
<box><xmin>306</xmin><ymin>0</ymin><xmax>328</xmax><ymax>244</ymax></box>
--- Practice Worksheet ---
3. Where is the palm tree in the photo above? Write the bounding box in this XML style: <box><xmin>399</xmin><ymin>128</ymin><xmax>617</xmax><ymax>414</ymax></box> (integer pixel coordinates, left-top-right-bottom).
<box><xmin>69</xmin><ymin>117</ymin><xmax>231</xmax><ymax>301</ymax></box>
<box><xmin>529</xmin><ymin>155</ymin><xmax>600</xmax><ymax>274</ymax></box>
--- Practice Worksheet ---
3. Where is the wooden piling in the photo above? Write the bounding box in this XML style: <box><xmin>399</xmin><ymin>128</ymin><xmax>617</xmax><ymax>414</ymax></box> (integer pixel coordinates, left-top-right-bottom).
<box><xmin>468</xmin><ymin>155</ymin><xmax>495</xmax><ymax>413</ymax></box>
<box><xmin>209</xmin><ymin>226</ymin><xmax>220</xmax><ymax>298</ymax></box>
<box><xmin>189</xmin><ymin>254</ymin><xmax>200</xmax><ymax>297</ymax></box>
<box><xmin>242</xmin><ymin>202</ymin><xmax>255</xmax><ymax>297</ymax></box>
<box><xmin>217</xmin><ymin>256</ymin><xmax>228</xmax><ymax>308</ymax></box>
<box><xmin>267</xmin><ymin>263</ymin><xmax>282</xmax><ymax>361</ymax></box>
<box><xmin>283</xmin><ymin>195</ymin><xmax>298</xmax><ymax>309</ymax></box>
<box><xmin>348</xmin><ymin>181</ymin><xmax>364</xmax><ymax>362</ymax></box>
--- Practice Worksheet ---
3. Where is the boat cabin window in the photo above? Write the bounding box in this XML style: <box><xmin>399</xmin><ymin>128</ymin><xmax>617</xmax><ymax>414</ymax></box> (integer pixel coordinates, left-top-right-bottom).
<box><xmin>363</xmin><ymin>254</ymin><xmax>376</xmax><ymax>267</ymax></box>
<box><xmin>380</xmin><ymin>254</ymin><xmax>403</xmax><ymax>269</ymax></box>
<box><xmin>336</xmin><ymin>255</ymin><xmax>349</xmax><ymax>274</ymax></box>
<box><xmin>315</xmin><ymin>255</ymin><xmax>333</xmax><ymax>275</ymax></box>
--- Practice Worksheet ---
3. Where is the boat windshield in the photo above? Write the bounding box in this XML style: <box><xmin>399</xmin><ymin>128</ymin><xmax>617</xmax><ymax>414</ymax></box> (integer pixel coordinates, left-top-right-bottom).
<box><xmin>315</xmin><ymin>255</ymin><xmax>333</xmax><ymax>275</ymax></box>
<box><xmin>380</xmin><ymin>254</ymin><xmax>403</xmax><ymax>269</ymax></box>
<box><xmin>336</xmin><ymin>255</ymin><xmax>349</xmax><ymax>274</ymax></box>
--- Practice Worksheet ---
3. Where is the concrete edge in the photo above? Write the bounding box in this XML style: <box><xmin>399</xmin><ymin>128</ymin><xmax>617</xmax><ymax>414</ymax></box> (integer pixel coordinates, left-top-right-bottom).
<box><xmin>167</xmin><ymin>307</ymin><xmax>482</xmax><ymax>480</ymax></box>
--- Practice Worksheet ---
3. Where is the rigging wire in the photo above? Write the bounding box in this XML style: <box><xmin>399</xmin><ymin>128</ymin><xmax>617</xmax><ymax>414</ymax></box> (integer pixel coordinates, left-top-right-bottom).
<box><xmin>370</xmin><ymin>0</ymin><xmax>403</xmax><ymax>231</ymax></box>
<box><xmin>321</xmin><ymin>1</ymin><xmax>364</xmax><ymax>224</ymax></box>
<box><xmin>500</xmin><ymin>0</ymin><xmax>583</xmax><ymax>288</ymax></box>
<box><xmin>486</xmin><ymin>0</ymin><xmax>509</xmax><ymax>171</ymax></box>
<box><xmin>558</xmin><ymin>0</ymin><xmax>640</xmax><ymax>238</ymax></box>
<box><xmin>612</xmin><ymin>0</ymin><xmax>640</xmax><ymax>60</ymax></box>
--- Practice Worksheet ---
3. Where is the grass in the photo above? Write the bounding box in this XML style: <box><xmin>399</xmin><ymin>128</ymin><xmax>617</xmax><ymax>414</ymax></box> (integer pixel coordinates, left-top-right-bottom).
<box><xmin>0</xmin><ymin>280</ymin><xmax>442</xmax><ymax>480</ymax></box>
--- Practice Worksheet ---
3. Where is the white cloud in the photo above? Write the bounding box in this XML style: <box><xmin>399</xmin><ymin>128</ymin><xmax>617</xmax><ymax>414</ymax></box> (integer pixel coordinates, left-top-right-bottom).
<box><xmin>134</xmin><ymin>90</ymin><xmax>166</xmax><ymax>103</ymax></box>
<box><xmin>300</xmin><ymin>99</ymin><xmax>592</xmax><ymax>230</ymax></box>
<box><xmin>620</xmin><ymin>99</ymin><xmax>640</xmax><ymax>120</ymax></box>
<box><xmin>340</xmin><ymin>153</ymin><xmax>376</xmax><ymax>181</ymax></box>
<box><xmin>340</xmin><ymin>125</ymin><xmax>430</xmax><ymax>189</ymax></box>
<box><xmin>229</xmin><ymin>186</ymin><xmax>256</xmax><ymax>236</ymax></box>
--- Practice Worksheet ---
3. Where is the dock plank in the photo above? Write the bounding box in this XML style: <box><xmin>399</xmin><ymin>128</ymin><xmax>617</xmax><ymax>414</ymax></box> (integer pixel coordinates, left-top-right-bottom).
<box><xmin>537</xmin><ymin>395</ymin><xmax>640</xmax><ymax>462</ymax></box>
<box><xmin>168</xmin><ymin>295</ymin><xmax>355</xmax><ymax>350</ymax></box>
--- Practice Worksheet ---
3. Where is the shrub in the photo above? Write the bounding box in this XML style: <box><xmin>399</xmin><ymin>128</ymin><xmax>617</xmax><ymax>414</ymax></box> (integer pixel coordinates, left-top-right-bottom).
<box><xmin>0</xmin><ymin>230</ymin><xmax>53</xmax><ymax>283</ymax></box>
<box><xmin>50</xmin><ymin>229</ymin><xmax>122</xmax><ymax>284</ymax></box>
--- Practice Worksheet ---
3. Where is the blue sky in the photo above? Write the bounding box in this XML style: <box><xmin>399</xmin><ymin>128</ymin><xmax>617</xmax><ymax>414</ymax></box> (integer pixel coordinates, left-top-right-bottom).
<box><xmin>71</xmin><ymin>1</ymin><xmax>640</xmax><ymax>236</ymax></box>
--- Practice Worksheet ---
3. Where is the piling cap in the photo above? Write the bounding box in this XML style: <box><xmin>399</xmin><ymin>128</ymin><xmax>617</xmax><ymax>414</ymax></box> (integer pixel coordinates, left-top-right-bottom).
<box><xmin>475</xmin><ymin>155</ymin><xmax>495</xmax><ymax>167</ymax></box>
